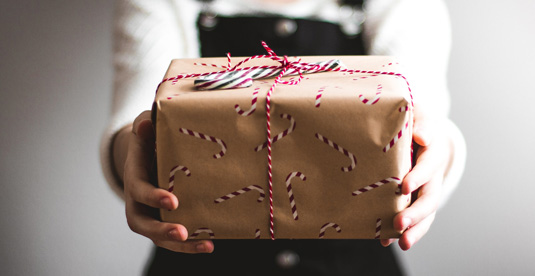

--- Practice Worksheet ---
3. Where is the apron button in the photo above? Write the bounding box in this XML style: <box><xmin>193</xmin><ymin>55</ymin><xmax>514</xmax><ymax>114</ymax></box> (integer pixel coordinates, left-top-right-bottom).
<box><xmin>275</xmin><ymin>19</ymin><xmax>297</xmax><ymax>37</ymax></box>
<box><xmin>199</xmin><ymin>12</ymin><xmax>218</xmax><ymax>30</ymax></box>
<box><xmin>275</xmin><ymin>250</ymin><xmax>300</xmax><ymax>269</ymax></box>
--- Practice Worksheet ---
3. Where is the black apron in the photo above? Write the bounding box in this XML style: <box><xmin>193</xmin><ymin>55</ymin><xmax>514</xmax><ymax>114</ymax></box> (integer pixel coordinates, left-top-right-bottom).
<box><xmin>146</xmin><ymin>1</ymin><xmax>405</xmax><ymax>275</ymax></box>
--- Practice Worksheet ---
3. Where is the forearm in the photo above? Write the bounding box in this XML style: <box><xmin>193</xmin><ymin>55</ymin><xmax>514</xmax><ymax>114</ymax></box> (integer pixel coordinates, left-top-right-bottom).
<box><xmin>112</xmin><ymin>124</ymin><xmax>133</xmax><ymax>187</ymax></box>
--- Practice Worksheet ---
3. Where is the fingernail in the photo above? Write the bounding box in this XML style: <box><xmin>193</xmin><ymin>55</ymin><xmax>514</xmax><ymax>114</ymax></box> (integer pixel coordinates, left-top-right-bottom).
<box><xmin>402</xmin><ymin>217</ymin><xmax>412</xmax><ymax>230</ymax></box>
<box><xmin>160</xmin><ymin>198</ymin><xmax>171</xmax><ymax>209</ymax></box>
<box><xmin>196</xmin><ymin>243</ymin><xmax>206</xmax><ymax>252</ymax></box>
<box><xmin>168</xmin><ymin>229</ymin><xmax>179</xmax><ymax>239</ymax></box>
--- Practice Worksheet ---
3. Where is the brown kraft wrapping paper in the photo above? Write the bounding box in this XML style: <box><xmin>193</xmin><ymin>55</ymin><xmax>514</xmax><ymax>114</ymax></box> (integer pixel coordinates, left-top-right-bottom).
<box><xmin>153</xmin><ymin>55</ymin><xmax>413</xmax><ymax>239</ymax></box>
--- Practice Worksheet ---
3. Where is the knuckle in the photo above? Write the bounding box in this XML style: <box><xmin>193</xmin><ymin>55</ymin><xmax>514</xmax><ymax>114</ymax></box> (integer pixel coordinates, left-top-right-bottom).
<box><xmin>151</xmin><ymin>239</ymin><xmax>163</xmax><ymax>248</ymax></box>
<box><xmin>125</xmin><ymin>215</ymin><xmax>138</xmax><ymax>234</ymax></box>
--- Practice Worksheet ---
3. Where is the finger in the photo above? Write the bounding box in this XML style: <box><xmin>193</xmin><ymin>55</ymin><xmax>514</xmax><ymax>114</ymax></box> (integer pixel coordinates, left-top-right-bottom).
<box><xmin>132</xmin><ymin>111</ymin><xmax>152</xmax><ymax>136</ymax></box>
<box><xmin>412</xmin><ymin>102</ymin><xmax>437</xmax><ymax>147</ymax></box>
<box><xmin>124</xmin><ymin>119</ymin><xmax>177</xmax><ymax>210</ymax></box>
<box><xmin>125</xmin><ymin>175</ymin><xmax>178</xmax><ymax>210</ymax></box>
<box><xmin>402</xmin><ymin>141</ymin><xmax>446</xmax><ymax>195</ymax></box>
<box><xmin>397</xmin><ymin>212</ymin><xmax>436</xmax><ymax>251</ymax></box>
<box><xmin>125</xmin><ymin>199</ymin><xmax>213</xmax><ymax>253</ymax></box>
<box><xmin>380</xmin><ymin>238</ymin><xmax>396</xmax><ymax>247</ymax></box>
<box><xmin>395</xmin><ymin>174</ymin><xmax>443</xmax><ymax>233</ymax></box>
<box><xmin>158</xmin><ymin>239</ymin><xmax>215</xmax><ymax>254</ymax></box>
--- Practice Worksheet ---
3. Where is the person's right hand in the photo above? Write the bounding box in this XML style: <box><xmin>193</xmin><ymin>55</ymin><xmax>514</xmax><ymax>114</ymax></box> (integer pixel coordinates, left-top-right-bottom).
<box><xmin>123</xmin><ymin>111</ymin><xmax>214</xmax><ymax>253</ymax></box>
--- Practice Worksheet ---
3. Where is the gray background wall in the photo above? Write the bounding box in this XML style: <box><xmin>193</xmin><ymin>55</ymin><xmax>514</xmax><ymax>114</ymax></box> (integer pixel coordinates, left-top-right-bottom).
<box><xmin>1</xmin><ymin>0</ymin><xmax>534</xmax><ymax>275</ymax></box>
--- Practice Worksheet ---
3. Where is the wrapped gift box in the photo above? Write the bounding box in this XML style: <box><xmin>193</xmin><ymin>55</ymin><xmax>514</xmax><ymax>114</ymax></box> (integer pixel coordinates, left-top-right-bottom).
<box><xmin>153</xmin><ymin>55</ymin><xmax>413</xmax><ymax>239</ymax></box>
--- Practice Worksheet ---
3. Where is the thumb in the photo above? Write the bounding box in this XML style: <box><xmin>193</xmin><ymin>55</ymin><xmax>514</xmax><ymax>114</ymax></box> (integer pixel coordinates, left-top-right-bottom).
<box><xmin>132</xmin><ymin>111</ymin><xmax>154</xmax><ymax>143</ymax></box>
<box><xmin>412</xmin><ymin>103</ymin><xmax>435</xmax><ymax>147</ymax></box>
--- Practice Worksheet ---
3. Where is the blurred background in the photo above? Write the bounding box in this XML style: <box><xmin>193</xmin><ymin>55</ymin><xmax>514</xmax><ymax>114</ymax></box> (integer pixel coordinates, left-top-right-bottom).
<box><xmin>1</xmin><ymin>0</ymin><xmax>534</xmax><ymax>275</ymax></box>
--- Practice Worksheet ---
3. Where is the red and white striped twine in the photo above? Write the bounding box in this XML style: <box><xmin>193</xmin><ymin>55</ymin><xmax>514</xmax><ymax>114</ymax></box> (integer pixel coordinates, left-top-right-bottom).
<box><xmin>352</xmin><ymin>177</ymin><xmax>402</xmax><ymax>196</ymax></box>
<box><xmin>255</xmin><ymin>113</ymin><xmax>295</xmax><ymax>152</ymax></box>
<box><xmin>285</xmin><ymin>172</ymin><xmax>307</xmax><ymax>220</ymax></box>
<box><xmin>319</xmin><ymin>222</ymin><xmax>342</xmax><ymax>239</ymax></box>
<box><xmin>315</xmin><ymin>133</ymin><xmax>357</xmax><ymax>172</ymax></box>
<box><xmin>178</xmin><ymin>128</ymin><xmax>227</xmax><ymax>159</ymax></box>
<box><xmin>168</xmin><ymin>165</ymin><xmax>191</xmax><ymax>192</ymax></box>
<box><xmin>214</xmin><ymin>185</ymin><xmax>265</xmax><ymax>203</ymax></box>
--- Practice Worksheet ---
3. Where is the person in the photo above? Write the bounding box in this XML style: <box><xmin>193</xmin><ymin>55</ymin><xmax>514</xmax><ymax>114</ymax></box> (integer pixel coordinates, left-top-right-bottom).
<box><xmin>100</xmin><ymin>0</ymin><xmax>466</xmax><ymax>274</ymax></box>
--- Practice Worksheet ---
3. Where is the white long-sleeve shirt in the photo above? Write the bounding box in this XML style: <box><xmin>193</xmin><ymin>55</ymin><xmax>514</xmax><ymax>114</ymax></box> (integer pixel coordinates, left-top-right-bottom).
<box><xmin>101</xmin><ymin>0</ymin><xmax>466</xmax><ymax>206</ymax></box>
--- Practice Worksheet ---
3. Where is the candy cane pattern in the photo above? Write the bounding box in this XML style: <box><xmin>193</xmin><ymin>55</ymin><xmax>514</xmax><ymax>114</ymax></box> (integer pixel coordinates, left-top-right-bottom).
<box><xmin>255</xmin><ymin>113</ymin><xmax>295</xmax><ymax>152</ymax></box>
<box><xmin>315</xmin><ymin>86</ymin><xmax>327</xmax><ymax>107</ymax></box>
<box><xmin>352</xmin><ymin>74</ymin><xmax>379</xmax><ymax>81</ymax></box>
<box><xmin>285</xmin><ymin>172</ymin><xmax>307</xmax><ymax>220</ymax></box>
<box><xmin>189</xmin><ymin>228</ymin><xmax>215</xmax><ymax>239</ymax></box>
<box><xmin>214</xmin><ymin>185</ymin><xmax>265</xmax><ymax>203</ymax></box>
<box><xmin>166</xmin><ymin>93</ymin><xmax>180</xmax><ymax>100</ymax></box>
<box><xmin>255</xmin><ymin>229</ymin><xmax>261</xmax><ymax>239</ymax></box>
<box><xmin>352</xmin><ymin>177</ymin><xmax>402</xmax><ymax>196</ymax></box>
<box><xmin>383</xmin><ymin>120</ymin><xmax>409</xmax><ymax>152</ymax></box>
<box><xmin>358</xmin><ymin>84</ymin><xmax>382</xmax><ymax>105</ymax></box>
<box><xmin>235</xmin><ymin>87</ymin><xmax>260</xmax><ymax>116</ymax></box>
<box><xmin>399</xmin><ymin>105</ymin><xmax>409</xmax><ymax>112</ymax></box>
<box><xmin>315</xmin><ymin>133</ymin><xmax>357</xmax><ymax>172</ymax></box>
<box><xmin>318</xmin><ymin>223</ymin><xmax>342</xmax><ymax>239</ymax></box>
<box><xmin>179</xmin><ymin>128</ymin><xmax>227</xmax><ymax>159</ymax></box>
<box><xmin>168</xmin><ymin>165</ymin><xmax>191</xmax><ymax>192</ymax></box>
<box><xmin>314</xmin><ymin>86</ymin><xmax>342</xmax><ymax>108</ymax></box>
<box><xmin>375</xmin><ymin>218</ymin><xmax>382</xmax><ymax>239</ymax></box>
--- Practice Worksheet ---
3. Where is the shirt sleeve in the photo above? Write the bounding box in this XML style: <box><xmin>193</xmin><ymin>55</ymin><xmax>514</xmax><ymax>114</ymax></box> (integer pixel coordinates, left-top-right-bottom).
<box><xmin>99</xmin><ymin>0</ymin><xmax>201</xmax><ymax>198</ymax></box>
<box><xmin>363</xmin><ymin>0</ymin><xmax>466</xmax><ymax>207</ymax></box>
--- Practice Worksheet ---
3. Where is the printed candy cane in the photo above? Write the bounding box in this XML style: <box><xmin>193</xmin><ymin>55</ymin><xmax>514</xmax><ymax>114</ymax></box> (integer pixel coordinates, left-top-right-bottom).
<box><xmin>235</xmin><ymin>87</ymin><xmax>260</xmax><ymax>116</ymax></box>
<box><xmin>358</xmin><ymin>84</ymin><xmax>382</xmax><ymax>105</ymax></box>
<box><xmin>214</xmin><ymin>185</ymin><xmax>265</xmax><ymax>203</ymax></box>
<box><xmin>314</xmin><ymin>86</ymin><xmax>342</xmax><ymax>108</ymax></box>
<box><xmin>318</xmin><ymin>222</ymin><xmax>342</xmax><ymax>239</ymax></box>
<box><xmin>375</xmin><ymin>218</ymin><xmax>382</xmax><ymax>239</ymax></box>
<box><xmin>383</xmin><ymin>120</ymin><xmax>409</xmax><ymax>152</ymax></box>
<box><xmin>179</xmin><ymin>128</ymin><xmax>227</xmax><ymax>159</ymax></box>
<box><xmin>255</xmin><ymin>113</ymin><xmax>295</xmax><ymax>152</ymax></box>
<box><xmin>285</xmin><ymin>172</ymin><xmax>307</xmax><ymax>220</ymax></box>
<box><xmin>315</xmin><ymin>86</ymin><xmax>327</xmax><ymax>107</ymax></box>
<box><xmin>399</xmin><ymin>105</ymin><xmax>409</xmax><ymax>112</ymax></box>
<box><xmin>190</xmin><ymin>228</ymin><xmax>215</xmax><ymax>239</ymax></box>
<box><xmin>382</xmin><ymin>62</ymin><xmax>399</xmax><ymax>67</ymax></box>
<box><xmin>353</xmin><ymin>74</ymin><xmax>378</xmax><ymax>80</ymax></box>
<box><xmin>168</xmin><ymin>165</ymin><xmax>191</xmax><ymax>192</ymax></box>
<box><xmin>315</xmin><ymin>133</ymin><xmax>357</xmax><ymax>172</ymax></box>
<box><xmin>352</xmin><ymin>177</ymin><xmax>402</xmax><ymax>196</ymax></box>
<box><xmin>166</xmin><ymin>93</ymin><xmax>180</xmax><ymax>100</ymax></box>
<box><xmin>255</xmin><ymin>229</ymin><xmax>261</xmax><ymax>239</ymax></box>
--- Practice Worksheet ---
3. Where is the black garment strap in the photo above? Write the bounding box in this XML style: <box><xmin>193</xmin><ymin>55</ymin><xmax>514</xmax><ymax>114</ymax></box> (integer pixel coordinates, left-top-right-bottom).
<box><xmin>198</xmin><ymin>0</ymin><xmax>364</xmax><ymax>6</ymax></box>
<box><xmin>198</xmin><ymin>15</ymin><xmax>366</xmax><ymax>57</ymax></box>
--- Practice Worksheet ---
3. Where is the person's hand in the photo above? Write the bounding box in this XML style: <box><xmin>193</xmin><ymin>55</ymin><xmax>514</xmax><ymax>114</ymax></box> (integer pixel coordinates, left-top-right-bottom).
<box><xmin>381</xmin><ymin>104</ymin><xmax>452</xmax><ymax>250</ymax></box>
<box><xmin>122</xmin><ymin>111</ymin><xmax>214</xmax><ymax>253</ymax></box>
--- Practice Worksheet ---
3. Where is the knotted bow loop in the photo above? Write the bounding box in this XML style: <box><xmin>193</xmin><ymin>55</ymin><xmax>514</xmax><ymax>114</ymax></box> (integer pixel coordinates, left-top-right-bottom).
<box><xmin>193</xmin><ymin>42</ymin><xmax>345</xmax><ymax>90</ymax></box>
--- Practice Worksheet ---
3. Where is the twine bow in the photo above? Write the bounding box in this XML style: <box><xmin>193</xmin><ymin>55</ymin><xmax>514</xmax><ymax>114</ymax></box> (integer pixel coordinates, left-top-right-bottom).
<box><xmin>193</xmin><ymin>43</ymin><xmax>345</xmax><ymax>90</ymax></box>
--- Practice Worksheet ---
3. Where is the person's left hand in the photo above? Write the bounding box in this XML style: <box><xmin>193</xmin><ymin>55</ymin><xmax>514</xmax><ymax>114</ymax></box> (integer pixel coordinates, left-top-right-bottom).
<box><xmin>381</xmin><ymin>104</ymin><xmax>453</xmax><ymax>250</ymax></box>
